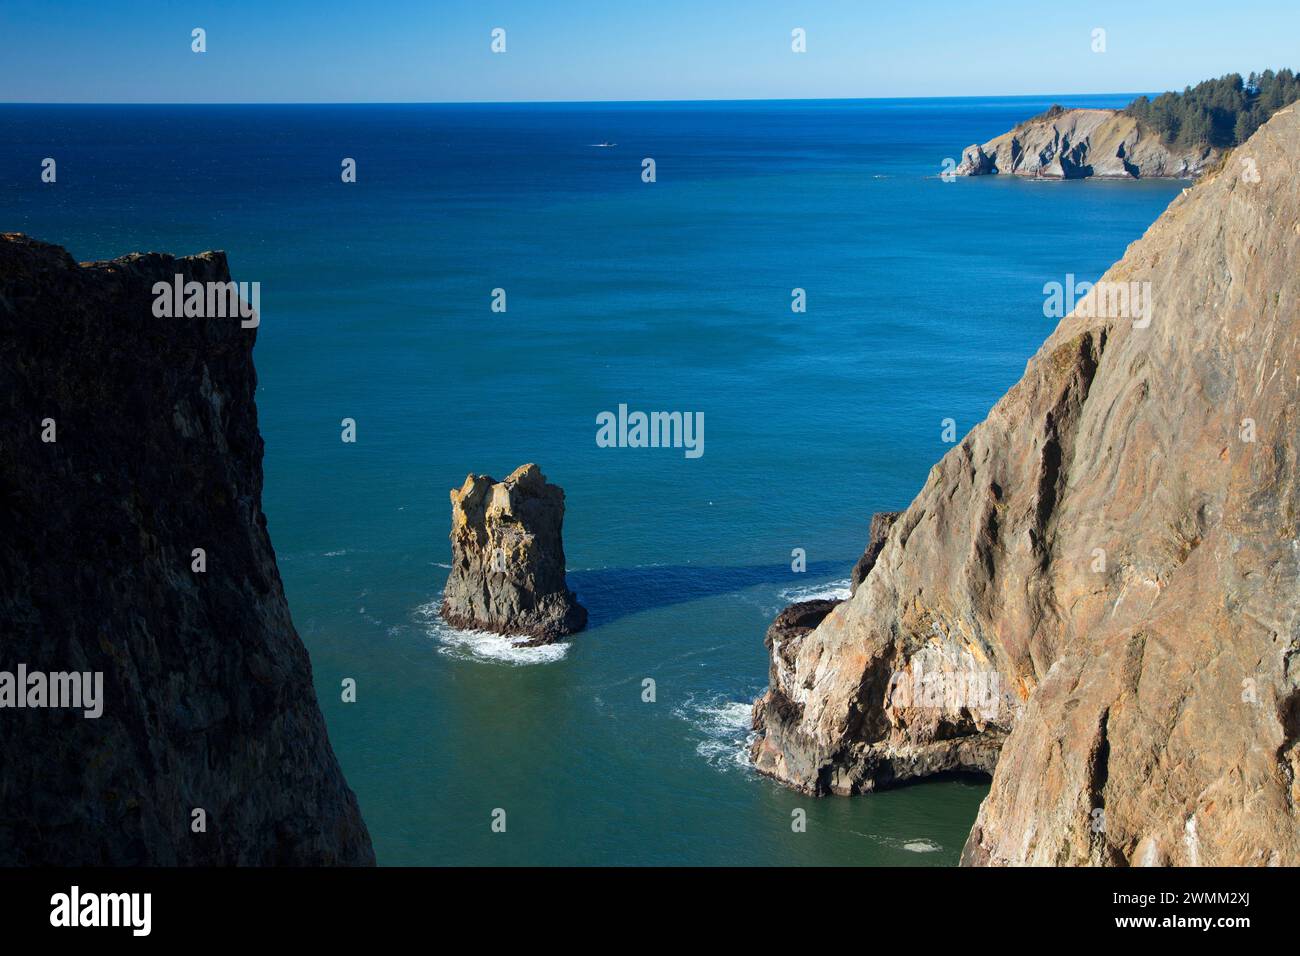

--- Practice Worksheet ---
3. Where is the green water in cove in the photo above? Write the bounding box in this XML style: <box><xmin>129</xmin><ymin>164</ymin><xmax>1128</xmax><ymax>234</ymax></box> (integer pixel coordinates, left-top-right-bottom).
<box><xmin>1</xmin><ymin>98</ymin><xmax>1186</xmax><ymax>864</ymax></box>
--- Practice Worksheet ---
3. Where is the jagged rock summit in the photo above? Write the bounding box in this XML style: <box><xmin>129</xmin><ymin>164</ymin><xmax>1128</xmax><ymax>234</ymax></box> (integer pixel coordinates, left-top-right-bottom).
<box><xmin>0</xmin><ymin>234</ymin><xmax>374</xmax><ymax>865</ymax></box>
<box><xmin>753</xmin><ymin>107</ymin><xmax>1300</xmax><ymax>865</ymax></box>
<box><xmin>955</xmin><ymin>106</ymin><xmax>1219</xmax><ymax>179</ymax></box>
<box><xmin>440</xmin><ymin>463</ymin><xmax>587</xmax><ymax>645</ymax></box>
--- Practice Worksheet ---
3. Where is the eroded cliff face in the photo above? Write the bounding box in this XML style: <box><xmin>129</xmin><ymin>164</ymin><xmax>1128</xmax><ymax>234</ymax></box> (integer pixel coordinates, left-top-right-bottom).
<box><xmin>0</xmin><ymin>235</ymin><xmax>374</xmax><ymax>864</ymax></box>
<box><xmin>956</xmin><ymin>106</ymin><xmax>1218</xmax><ymax>179</ymax></box>
<box><xmin>753</xmin><ymin>108</ymin><xmax>1300</xmax><ymax>865</ymax></box>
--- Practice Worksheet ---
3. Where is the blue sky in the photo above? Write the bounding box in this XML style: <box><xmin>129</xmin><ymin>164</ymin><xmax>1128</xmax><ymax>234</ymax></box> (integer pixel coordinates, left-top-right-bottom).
<box><xmin>2</xmin><ymin>0</ymin><xmax>1297</xmax><ymax>102</ymax></box>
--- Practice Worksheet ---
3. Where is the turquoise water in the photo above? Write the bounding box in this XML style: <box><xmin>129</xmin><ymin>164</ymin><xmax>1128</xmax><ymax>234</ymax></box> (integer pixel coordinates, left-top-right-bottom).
<box><xmin>2</xmin><ymin>99</ymin><xmax>1183</xmax><ymax>864</ymax></box>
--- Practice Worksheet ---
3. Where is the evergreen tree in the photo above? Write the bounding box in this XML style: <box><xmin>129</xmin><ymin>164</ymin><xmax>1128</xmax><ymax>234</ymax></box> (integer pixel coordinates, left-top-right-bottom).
<box><xmin>1125</xmin><ymin>69</ymin><xmax>1300</xmax><ymax>148</ymax></box>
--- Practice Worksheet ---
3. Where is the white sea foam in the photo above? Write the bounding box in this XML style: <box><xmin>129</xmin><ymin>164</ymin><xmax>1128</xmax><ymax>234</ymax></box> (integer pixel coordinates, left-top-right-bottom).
<box><xmin>676</xmin><ymin>695</ymin><xmax>757</xmax><ymax>772</ymax></box>
<box><xmin>903</xmin><ymin>840</ymin><xmax>942</xmax><ymax>853</ymax></box>
<box><xmin>413</xmin><ymin>600</ymin><xmax>569</xmax><ymax>665</ymax></box>
<box><xmin>852</xmin><ymin>831</ymin><xmax>945</xmax><ymax>855</ymax></box>
<box><xmin>778</xmin><ymin>578</ymin><xmax>851</xmax><ymax>604</ymax></box>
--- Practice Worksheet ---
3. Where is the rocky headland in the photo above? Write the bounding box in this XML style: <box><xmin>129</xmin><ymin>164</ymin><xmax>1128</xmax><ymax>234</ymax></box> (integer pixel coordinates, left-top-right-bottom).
<box><xmin>0</xmin><ymin>234</ymin><xmax>374</xmax><ymax>865</ymax></box>
<box><xmin>440</xmin><ymin>463</ymin><xmax>587</xmax><ymax>644</ymax></box>
<box><xmin>754</xmin><ymin>107</ymin><xmax>1300</xmax><ymax>865</ymax></box>
<box><xmin>955</xmin><ymin>106</ymin><xmax>1219</xmax><ymax>179</ymax></box>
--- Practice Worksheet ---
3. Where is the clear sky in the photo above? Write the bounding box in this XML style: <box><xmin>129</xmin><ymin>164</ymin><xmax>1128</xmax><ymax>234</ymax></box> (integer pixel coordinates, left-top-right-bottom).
<box><xmin>2</xmin><ymin>0</ymin><xmax>1297</xmax><ymax>103</ymax></box>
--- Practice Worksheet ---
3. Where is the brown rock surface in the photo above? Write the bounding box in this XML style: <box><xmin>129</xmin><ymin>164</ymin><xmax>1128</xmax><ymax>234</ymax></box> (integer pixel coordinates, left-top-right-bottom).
<box><xmin>850</xmin><ymin>511</ymin><xmax>903</xmax><ymax>597</ymax></box>
<box><xmin>753</xmin><ymin>108</ymin><xmax>1300</xmax><ymax>865</ymax></box>
<box><xmin>955</xmin><ymin>106</ymin><xmax>1218</xmax><ymax>179</ymax></box>
<box><xmin>440</xmin><ymin>463</ymin><xmax>587</xmax><ymax>644</ymax></box>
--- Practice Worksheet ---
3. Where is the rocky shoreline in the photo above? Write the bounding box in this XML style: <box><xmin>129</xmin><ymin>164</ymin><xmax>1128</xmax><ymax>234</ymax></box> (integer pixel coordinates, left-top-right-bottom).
<box><xmin>753</xmin><ymin>107</ymin><xmax>1300</xmax><ymax>865</ymax></box>
<box><xmin>752</xmin><ymin>511</ymin><xmax>1006</xmax><ymax>794</ymax></box>
<box><xmin>955</xmin><ymin>105</ymin><xmax>1219</xmax><ymax>179</ymax></box>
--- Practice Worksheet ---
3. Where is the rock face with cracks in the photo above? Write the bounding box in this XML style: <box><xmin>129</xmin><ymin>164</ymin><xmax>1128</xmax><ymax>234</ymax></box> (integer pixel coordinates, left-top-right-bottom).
<box><xmin>0</xmin><ymin>234</ymin><xmax>374</xmax><ymax>865</ymax></box>
<box><xmin>753</xmin><ymin>108</ymin><xmax>1300</xmax><ymax>866</ymax></box>
<box><xmin>955</xmin><ymin>106</ymin><xmax>1219</xmax><ymax>179</ymax></box>
<box><xmin>850</xmin><ymin>511</ymin><xmax>903</xmax><ymax>597</ymax></box>
<box><xmin>440</xmin><ymin>464</ymin><xmax>587</xmax><ymax>645</ymax></box>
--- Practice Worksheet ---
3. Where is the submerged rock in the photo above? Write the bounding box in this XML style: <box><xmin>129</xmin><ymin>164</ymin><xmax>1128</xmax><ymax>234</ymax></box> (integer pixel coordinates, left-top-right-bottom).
<box><xmin>0</xmin><ymin>234</ymin><xmax>374</xmax><ymax>865</ymax></box>
<box><xmin>440</xmin><ymin>464</ymin><xmax>587</xmax><ymax>645</ymax></box>
<box><xmin>955</xmin><ymin>106</ymin><xmax>1218</xmax><ymax>179</ymax></box>
<box><xmin>753</xmin><ymin>107</ymin><xmax>1300</xmax><ymax>865</ymax></box>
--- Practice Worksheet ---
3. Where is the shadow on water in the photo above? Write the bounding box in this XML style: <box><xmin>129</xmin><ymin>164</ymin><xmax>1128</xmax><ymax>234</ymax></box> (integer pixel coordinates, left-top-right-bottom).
<box><xmin>567</xmin><ymin>559</ymin><xmax>850</xmax><ymax>628</ymax></box>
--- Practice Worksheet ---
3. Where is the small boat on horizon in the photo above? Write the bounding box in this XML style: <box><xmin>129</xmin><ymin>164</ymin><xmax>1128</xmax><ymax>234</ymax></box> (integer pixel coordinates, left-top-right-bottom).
<box><xmin>591</xmin><ymin>141</ymin><xmax>618</xmax><ymax>148</ymax></box>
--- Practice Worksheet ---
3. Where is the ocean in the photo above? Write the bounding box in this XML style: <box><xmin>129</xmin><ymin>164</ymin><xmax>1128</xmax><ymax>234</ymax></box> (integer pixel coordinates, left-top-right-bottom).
<box><xmin>0</xmin><ymin>97</ymin><xmax>1184</xmax><ymax>865</ymax></box>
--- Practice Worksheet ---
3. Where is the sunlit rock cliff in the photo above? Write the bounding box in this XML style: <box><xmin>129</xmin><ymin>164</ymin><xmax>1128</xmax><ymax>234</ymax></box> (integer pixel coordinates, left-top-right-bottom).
<box><xmin>440</xmin><ymin>463</ymin><xmax>587</xmax><ymax>645</ymax></box>
<box><xmin>754</xmin><ymin>107</ymin><xmax>1300</xmax><ymax>866</ymax></box>
<box><xmin>956</xmin><ymin>106</ymin><xmax>1218</xmax><ymax>179</ymax></box>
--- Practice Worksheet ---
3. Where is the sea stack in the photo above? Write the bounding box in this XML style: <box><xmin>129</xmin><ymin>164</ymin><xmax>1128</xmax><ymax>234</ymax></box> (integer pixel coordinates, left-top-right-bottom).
<box><xmin>440</xmin><ymin>464</ymin><xmax>587</xmax><ymax>644</ymax></box>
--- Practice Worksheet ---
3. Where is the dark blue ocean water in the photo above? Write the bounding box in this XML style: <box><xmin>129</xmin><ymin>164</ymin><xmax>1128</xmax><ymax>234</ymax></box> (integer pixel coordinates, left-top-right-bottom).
<box><xmin>1</xmin><ymin>98</ymin><xmax>1183</xmax><ymax>864</ymax></box>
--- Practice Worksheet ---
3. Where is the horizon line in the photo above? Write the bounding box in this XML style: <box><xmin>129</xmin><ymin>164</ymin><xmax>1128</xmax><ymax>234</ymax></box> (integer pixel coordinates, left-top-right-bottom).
<box><xmin>0</xmin><ymin>91</ymin><xmax>1151</xmax><ymax>108</ymax></box>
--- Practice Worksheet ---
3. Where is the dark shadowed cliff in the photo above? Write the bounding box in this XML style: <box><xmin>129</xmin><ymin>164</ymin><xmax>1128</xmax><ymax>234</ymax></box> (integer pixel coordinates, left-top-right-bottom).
<box><xmin>0</xmin><ymin>235</ymin><xmax>374</xmax><ymax>864</ymax></box>
<box><xmin>754</xmin><ymin>107</ymin><xmax>1300</xmax><ymax>865</ymax></box>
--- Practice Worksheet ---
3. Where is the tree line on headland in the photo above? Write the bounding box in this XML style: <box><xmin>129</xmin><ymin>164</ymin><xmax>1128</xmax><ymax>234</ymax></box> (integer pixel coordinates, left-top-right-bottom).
<box><xmin>1125</xmin><ymin>69</ymin><xmax>1300</xmax><ymax>149</ymax></box>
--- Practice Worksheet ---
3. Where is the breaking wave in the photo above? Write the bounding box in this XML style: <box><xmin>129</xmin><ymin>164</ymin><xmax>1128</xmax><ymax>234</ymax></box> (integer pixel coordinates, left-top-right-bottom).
<box><xmin>675</xmin><ymin>695</ymin><xmax>757</xmax><ymax>772</ymax></box>
<box><xmin>777</xmin><ymin>578</ymin><xmax>851</xmax><ymax>604</ymax></box>
<box><xmin>413</xmin><ymin>600</ymin><xmax>569</xmax><ymax>665</ymax></box>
